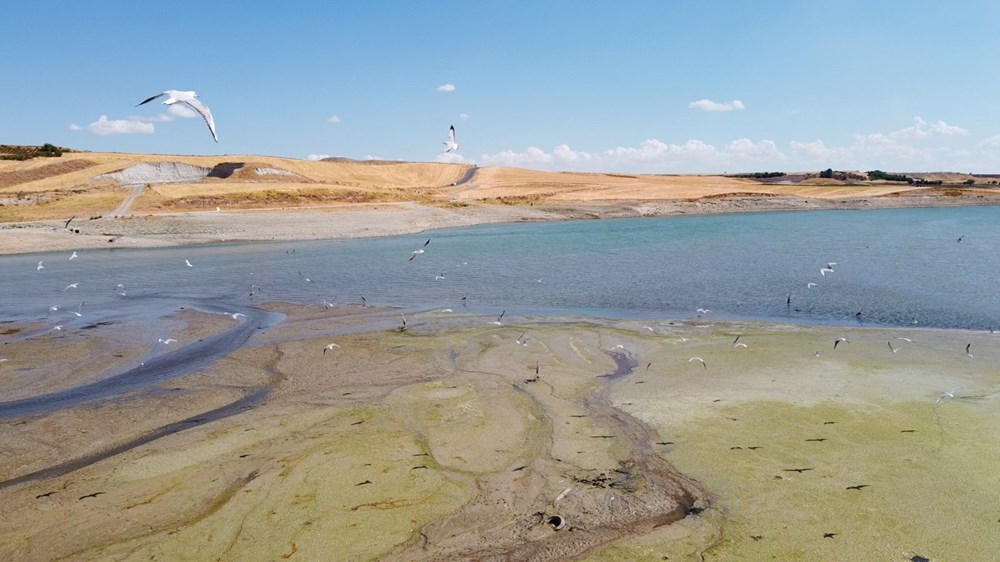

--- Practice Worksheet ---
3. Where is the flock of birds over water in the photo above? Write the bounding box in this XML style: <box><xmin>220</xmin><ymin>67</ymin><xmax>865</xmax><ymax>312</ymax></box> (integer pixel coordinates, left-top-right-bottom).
<box><xmin>8</xmin><ymin>228</ymin><xmax>984</xmax><ymax>411</ymax></box>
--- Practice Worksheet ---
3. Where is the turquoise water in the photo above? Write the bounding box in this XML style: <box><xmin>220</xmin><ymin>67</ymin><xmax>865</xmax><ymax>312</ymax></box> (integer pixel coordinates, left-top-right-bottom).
<box><xmin>3</xmin><ymin>206</ymin><xmax>999</xmax><ymax>330</ymax></box>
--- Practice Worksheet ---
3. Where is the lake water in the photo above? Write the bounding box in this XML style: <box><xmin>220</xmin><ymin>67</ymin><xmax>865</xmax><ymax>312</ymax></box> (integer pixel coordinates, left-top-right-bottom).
<box><xmin>3</xmin><ymin>205</ymin><xmax>999</xmax><ymax>331</ymax></box>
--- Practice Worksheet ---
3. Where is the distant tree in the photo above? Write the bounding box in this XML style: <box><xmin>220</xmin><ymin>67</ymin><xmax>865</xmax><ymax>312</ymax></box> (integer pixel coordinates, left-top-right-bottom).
<box><xmin>37</xmin><ymin>143</ymin><xmax>63</xmax><ymax>157</ymax></box>
<box><xmin>819</xmin><ymin>168</ymin><xmax>834</xmax><ymax>179</ymax></box>
<box><xmin>867</xmin><ymin>170</ymin><xmax>912</xmax><ymax>183</ymax></box>
<box><xmin>963</xmin><ymin>179</ymin><xmax>975</xmax><ymax>186</ymax></box>
<box><xmin>732</xmin><ymin>172</ymin><xmax>786</xmax><ymax>179</ymax></box>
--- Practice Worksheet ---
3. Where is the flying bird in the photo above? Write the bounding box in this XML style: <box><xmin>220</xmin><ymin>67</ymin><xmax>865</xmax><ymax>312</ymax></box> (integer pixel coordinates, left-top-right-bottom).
<box><xmin>69</xmin><ymin>251</ymin><xmax>78</xmax><ymax>260</ymax></box>
<box><xmin>888</xmin><ymin>340</ymin><xmax>899</xmax><ymax>353</ymax></box>
<box><xmin>442</xmin><ymin>125</ymin><xmax>458</xmax><ymax>153</ymax></box>
<box><xmin>688</xmin><ymin>357</ymin><xmax>707</xmax><ymax>368</ymax></box>
<box><xmin>323</xmin><ymin>342</ymin><xmax>340</xmax><ymax>355</ymax></box>
<box><xmin>185</xmin><ymin>259</ymin><xmax>193</xmax><ymax>268</ymax></box>
<box><xmin>820</xmin><ymin>266</ymin><xmax>834</xmax><ymax>277</ymax></box>
<box><xmin>834</xmin><ymin>337</ymin><xmax>849</xmax><ymax>350</ymax></box>
<box><xmin>158</xmin><ymin>338</ymin><xmax>177</xmax><ymax>344</ymax></box>
<box><xmin>63</xmin><ymin>283</ymin><xmax>79</xmax><ymax>291</ymax></box>
<box><xmin>37</xmin><ymin>261</ymin><xmax>44</xmax><ymax>271</ymax></box>
<box><xmin>965</xmin><ymin>343</ymin><xmax>973</xmax><ymax>358</ymax></box>
<box><xmin>409</xmin><ymin>239</ymin><xmax>431</xmax><ymax>261</ymax></box>
<box><xmin>63</xmin><ymin>216</ymin><xmax>76</xmax><ymax>230</ymax></box>
<box><xmin>806</xmin><ymin>282</ymin><xmax>817</xmax><ymax>288</ymax></box>
<box><xmin>136</xmin><ymin>90</ymin><xmax>218</xmax><ymax>142</ymax></box>
<box><xmin>492</xmin><ymin>310</ymin><xmax>506</xmax><ymax>325</ymax></box>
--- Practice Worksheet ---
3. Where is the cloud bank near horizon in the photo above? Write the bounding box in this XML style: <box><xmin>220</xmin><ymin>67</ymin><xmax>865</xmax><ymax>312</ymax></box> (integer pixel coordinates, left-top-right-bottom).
<box><xmin>477</xmin><ymin>117</ymin><xmax>995</xmax><ymax>173</ymax></box>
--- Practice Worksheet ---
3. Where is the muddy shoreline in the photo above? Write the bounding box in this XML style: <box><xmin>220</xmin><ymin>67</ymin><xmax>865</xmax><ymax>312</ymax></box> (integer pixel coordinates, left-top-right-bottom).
<box><xmin>1</xmin><ymin>307</ymin><xmax>998</xmax><ymax>560</ymax></box>
<box><xmin>2</xmin><ymin>193</ymin><xmax>998</xmax><ymax>256</ymax></box>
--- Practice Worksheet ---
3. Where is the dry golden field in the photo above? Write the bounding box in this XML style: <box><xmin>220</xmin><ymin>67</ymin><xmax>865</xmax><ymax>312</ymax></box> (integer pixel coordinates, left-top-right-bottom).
<box><xmin>1</xmin><ymin>149</ymin><xmax>996</xmax><ymax>223</ymax></box>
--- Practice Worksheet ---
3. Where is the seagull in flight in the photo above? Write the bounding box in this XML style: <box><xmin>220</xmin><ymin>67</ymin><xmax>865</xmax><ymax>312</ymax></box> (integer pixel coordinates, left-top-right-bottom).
<box><xmin>688</xmin><ymin>357</ymin><xmax>707</xmax><ymax>368</ymax></box>
<box><xmin>136</xmin><ymin>90</ymin><xmax>218</xmax><ymax>142</ymax></box>
<box><xmin>64</xmin><ymin>283</ymin><xmax>79</xmax><ymax>291</ymax></box>
<box><xmin>492</xmin><ymin>310</ymin><xmax>506</xmax><ymax>325</ymax></box>
<box><xmin>158</xmin><ymin>338</ymin><xmax>177</xmax><ymax>344</ymax></box>
<box><xmin>114</xmin><ymin>283</ymin><xmax>127</xmax><ymax>296</ymax></box>
<box><xmin>820</xmin><ymin>266</ymin><xmax>834</xmax><ymax>277</ymax></box>
<box><xmin>834</xmin><ymin>337</ymin><xmax>849</xmax><ymax>350</ymax></box>
<box><xmin>442</xmin><ymin>125</ymin><xmax>458</xmax><ymax>153</ymax></box>
<box><xmin>409</xmin><ymin>239</ymin><xmax>431</xmax><ymax>261</ymax></box>
<box><xmin>806</xmin><ymin>282</ymin><xmax>817</xmax><ymax>289</ymax></box>
<box><xmin>230</xmin><ymin>312</ymin><xmax>246</xmax><ymax>320</ymax></box>
<box><xmin>323</xmin><ymin>342</ymin><xmax>340</xmax><ymax>355</ymax></box>
<box><xmin>37</xmin><ymin>261</ymin><xmax>44</xmax><ymax>271</ymax></box>
<box><xmin>965</xmin><ymin>343</ymin><xmax>973</xmax><ymax>358</ymax></box>
<box><xmin>69</xmin><ymin>251</ymin><xmax>78</xmax><ymax>260</ymax></box>
<box><xmin>185</xmin><ymin>259</ymin><xmax>193</xmax><ymax>268</ymax></box>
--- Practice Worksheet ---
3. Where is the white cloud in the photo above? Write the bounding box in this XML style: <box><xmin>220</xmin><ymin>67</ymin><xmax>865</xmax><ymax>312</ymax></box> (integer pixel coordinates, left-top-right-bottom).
<box><xmin>82</xmin><ymin>115</ymin><xmax>155</xmax><ymax>136</ymax></box>
<box><xmin>861</xmin><ymin>116</ymin><xmax>969</xmax><ymax>144</ymax></box>
<box><xmin>928</xmin><ymin>120</ymin><xmax>968</xmax><ymax>136</ymax></box>
<box><xmin>474</xmin><ymin>117</ymin><xmax>990</xmax><ymax>174</ymax></box>
<box><xmin>436</xmin><ymin>83</ymin><xmax>456</xmax><ymax>93</ymax></box>
<box><xmin>481</xmin><ymin>146</ymin><xmax>554</xmax><ymax>167</ymax></box>
<box><xmin>68</xmin><ymin>124</ymin><xmax>82</xmax><ymax>131</ymax></box>
<box><xmin>307</xmin><ymin>153</ymin><xmax>331</xmax><ymax>161</ymax></box>
<box><xmin>459</xmin><ymin>113</ymin><xmax>470</xmax><ymax>121</ymax></box>
<box><xmin>435</xmin><ymin>152</ymin><xmax>466</xmax><ymax>163</ymax></box>
<box><xmin>689</xmin><ymin>99</ymin><xmax>746</xmax><ymax>112</ymax></box>
<box><xmin>726</xmin><ymin>138</ymin><xmax>784</xmax><ymax>160</ymax></box>
<box><xmin>327</xmin><ymin>115</ymin><xmax>341</xmax><ymax>124</ymax></box>
<box><xmin>980</xmin><ymin>134</ymin><xmax>1000</xmax><ymax>148</ymax></box>
<box><xmin>482</xmin><ymin>139</ymin><xmax>741</xmax><ymax>171</ymax></box>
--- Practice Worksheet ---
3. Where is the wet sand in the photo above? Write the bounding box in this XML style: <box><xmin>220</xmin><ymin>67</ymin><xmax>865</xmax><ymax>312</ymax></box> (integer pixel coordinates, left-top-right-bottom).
<box><xmin>1</xmin><ymin>307</ymin><xmax>998</xmax><ymax>560</ymax></box>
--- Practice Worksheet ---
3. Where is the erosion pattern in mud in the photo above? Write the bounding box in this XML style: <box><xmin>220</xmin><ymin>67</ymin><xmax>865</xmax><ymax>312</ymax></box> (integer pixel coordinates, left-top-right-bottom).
<box><xmin>390</xmin><ymin>348</ymin><xmax>707</xmax><ymax>561</ymax></box>
<box><xmin>0</xmin><ymin>302</ymin><xmax>278</xmax><ymax>420</ymax></box>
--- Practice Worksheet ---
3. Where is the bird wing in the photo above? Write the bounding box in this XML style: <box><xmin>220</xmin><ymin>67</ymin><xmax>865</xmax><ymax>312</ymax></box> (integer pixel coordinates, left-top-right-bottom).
<box><xmin>448</xmin><ymin>125</ymin><xmax>456</xmax><ymax>144</ymax></box>
<box><xmin>136</xmin><ymin>92</ymin><xmax>167</xmax><ymax>107</ymax></box>
<box><xmin>181</xmin><ymin>97</ymin><xmax>218</xmax><ymax>142</ymax></box>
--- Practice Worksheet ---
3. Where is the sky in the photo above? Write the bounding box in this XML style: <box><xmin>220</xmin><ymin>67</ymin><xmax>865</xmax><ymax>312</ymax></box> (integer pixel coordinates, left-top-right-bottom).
<box><xmin>3</xmin><ymin>1</ymin><xmax>999</xmax><ymax>174</ymax></box>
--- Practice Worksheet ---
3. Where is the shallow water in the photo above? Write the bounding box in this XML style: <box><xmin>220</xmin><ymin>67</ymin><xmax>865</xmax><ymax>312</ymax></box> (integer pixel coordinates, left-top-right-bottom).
<box><xmin>4</xmin><ymin>206</ymin><xmax>999</xmax><ymax>330</ymax></box>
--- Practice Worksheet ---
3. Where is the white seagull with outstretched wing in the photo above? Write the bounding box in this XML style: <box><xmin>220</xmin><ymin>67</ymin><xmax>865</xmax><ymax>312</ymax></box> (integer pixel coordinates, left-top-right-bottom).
<box><xmin>136</xmin><ymin>90</ymin><xmax>218</xmax><ymax>142</ymax></box>
<box><xmin>442</xmin><ymin>125</ymin><xmax>458</xmax><ymax>153</ymax></box>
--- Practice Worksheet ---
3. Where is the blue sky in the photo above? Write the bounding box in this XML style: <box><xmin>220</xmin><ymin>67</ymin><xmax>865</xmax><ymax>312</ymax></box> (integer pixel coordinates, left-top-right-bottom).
<box><xmin>3</xmin><ymin>1</ymin><xmax>999</xmax><ymax>173</ymax></box>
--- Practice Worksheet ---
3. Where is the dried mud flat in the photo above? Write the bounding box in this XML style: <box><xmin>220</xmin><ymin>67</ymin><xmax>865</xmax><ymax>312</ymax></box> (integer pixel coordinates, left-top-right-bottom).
<box><xmin>0</xmin><ymin>306</ymin><xmax>712</xmax><ymax>561</ymax></box>
<box><xmin>1</xmin><ymin>306</ymin><xmax>998</xmax><ymax>561</ymax></box>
